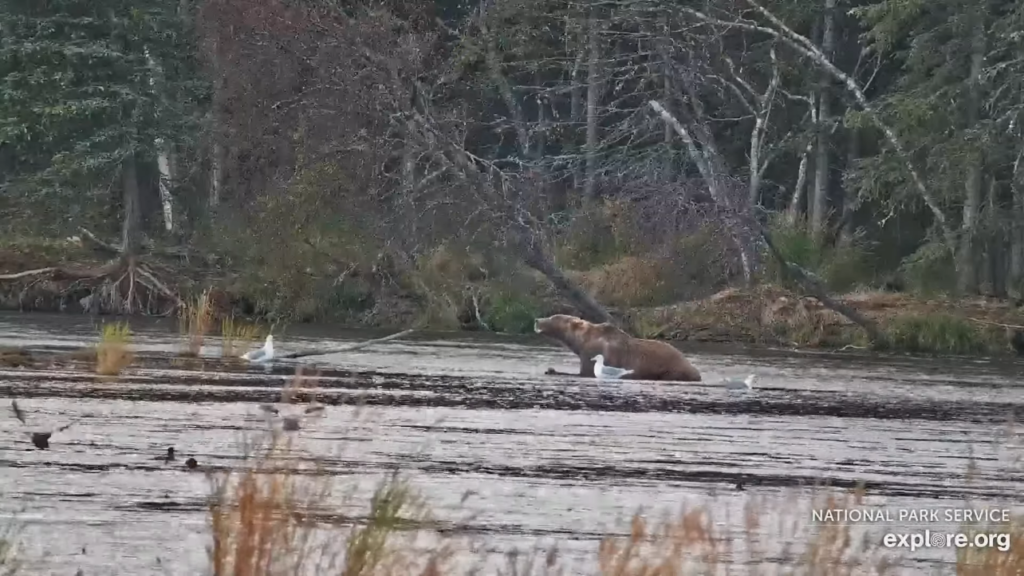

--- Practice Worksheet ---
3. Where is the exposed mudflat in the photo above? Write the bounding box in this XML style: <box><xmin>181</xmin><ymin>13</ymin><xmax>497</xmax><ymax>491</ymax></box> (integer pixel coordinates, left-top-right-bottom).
<box><xmin>0</xmin><ymin>312</ymin><xmax>1022</xmax><ymax>575</ymax></box>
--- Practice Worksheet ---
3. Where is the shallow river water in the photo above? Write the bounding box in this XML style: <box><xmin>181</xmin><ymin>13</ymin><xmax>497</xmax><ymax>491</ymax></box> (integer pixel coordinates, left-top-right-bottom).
<box><xmin>0</xmin><ymin>312</ymin><xmax>1022</xmax><ymax>575</ymax></box>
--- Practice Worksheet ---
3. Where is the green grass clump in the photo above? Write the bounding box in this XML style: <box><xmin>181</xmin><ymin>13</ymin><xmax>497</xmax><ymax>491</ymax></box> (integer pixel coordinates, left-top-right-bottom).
<box><xmin>96</xmin><ymin>321</ymin><xmax>134</xmax><ymax>376</ymax></box>
<box><xmin>484</xmin><ymin>291</ymin><xmax>542</xmax><ymax>334</ymax></box>
<box><xmin>883</xmin><ymin>314</ymin><xmax>994</xmax><ymax>355</ymax></box>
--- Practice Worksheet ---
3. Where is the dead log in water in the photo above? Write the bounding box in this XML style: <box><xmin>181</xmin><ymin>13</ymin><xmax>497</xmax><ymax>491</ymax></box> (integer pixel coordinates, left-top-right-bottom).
<box><xmin>279</xmin><ymin>328</ymin><xmax>416</xmax><ymax>359</ymax></box>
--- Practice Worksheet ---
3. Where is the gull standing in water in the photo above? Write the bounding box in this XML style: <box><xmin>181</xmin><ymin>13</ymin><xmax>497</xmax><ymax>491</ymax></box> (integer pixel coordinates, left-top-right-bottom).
<box><xmin>723</xmin><ymin>374</ymin><xmax>757</xmax><ymax>391</ymax></box>
<box><xmin>593</xmin><ymin>354</ymin><xmax>634</xmax><ymax>380</ymax></box>
<box><xmin>241</xmin><ymin>335</ymin><xmax>274</xmax><ymax>363</ymax></box>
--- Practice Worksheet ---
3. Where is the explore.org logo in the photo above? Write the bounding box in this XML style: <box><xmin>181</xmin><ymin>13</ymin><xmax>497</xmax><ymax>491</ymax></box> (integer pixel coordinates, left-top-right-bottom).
<box><xmin>883</xmin><ymin>530</ymin><xmax>1012</xmax><ymax>552</ymax></box>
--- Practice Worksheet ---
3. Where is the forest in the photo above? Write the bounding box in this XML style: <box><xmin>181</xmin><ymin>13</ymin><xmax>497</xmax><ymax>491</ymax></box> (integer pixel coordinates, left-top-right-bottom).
<box><xmin>2</xmin><ymin>0</ymin><xmax>1024</xmax><ymax>351</ymax></box>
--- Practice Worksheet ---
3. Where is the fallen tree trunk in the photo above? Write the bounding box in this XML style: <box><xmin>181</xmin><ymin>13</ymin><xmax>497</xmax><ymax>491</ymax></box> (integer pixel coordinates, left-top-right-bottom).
<box><xmin>519</xmin><ymin>241</ymin><xmax>612</xmax><ymax>325</ymax></box>
<box><xmin>279</xmin><ymin>328</ymin><xmax>416</xmax><ymax>359</ymax></box>
<box><xmin>758</xmin><ymin>229</ymin><xmax>883</xmax><ymax>343</ymax></box>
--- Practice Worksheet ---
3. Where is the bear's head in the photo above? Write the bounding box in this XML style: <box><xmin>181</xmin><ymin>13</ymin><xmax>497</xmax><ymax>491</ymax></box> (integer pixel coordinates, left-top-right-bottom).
<box><xmin>534</xmin><ymin>314</ymin><xmax>588</xmax><ymax>337</ymax></box>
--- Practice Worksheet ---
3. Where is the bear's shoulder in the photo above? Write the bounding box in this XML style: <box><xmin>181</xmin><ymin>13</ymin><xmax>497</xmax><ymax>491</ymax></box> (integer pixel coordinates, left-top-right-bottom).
<box><xmin>587</xmin><ymin>322</ymin><xmax>630</xmax><ymax>340</ymax></box>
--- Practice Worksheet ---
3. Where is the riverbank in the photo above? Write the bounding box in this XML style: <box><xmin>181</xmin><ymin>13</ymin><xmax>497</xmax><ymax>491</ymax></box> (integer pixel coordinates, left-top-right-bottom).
<box><xmin>626</xmin><ymin>285</ymin><xmax>1024</xmax><ymax>356</ymax></box>
<box><xmin>1</xmin><ymin>242</ymin><xmax>1022</xmax><ymax>357</ymax></box>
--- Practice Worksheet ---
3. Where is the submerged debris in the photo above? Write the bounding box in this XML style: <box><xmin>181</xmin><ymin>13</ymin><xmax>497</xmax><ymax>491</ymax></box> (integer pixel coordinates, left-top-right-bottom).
<box><xmin>11</xmin><ymin>398</ymin><xmax>27</xmax><ymax>425</ymax></box>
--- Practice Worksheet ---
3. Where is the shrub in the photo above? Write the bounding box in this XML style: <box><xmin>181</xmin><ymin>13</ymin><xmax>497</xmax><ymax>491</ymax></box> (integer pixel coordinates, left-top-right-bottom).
<box><xmin>96</xmin><ymin>321</ymin><xmax>134</xmax><ymax>376</ymax></box>
<box><xmin>883</xmin><ymin>314</ymin><xmax>995</xmax><ymax>355</ymax></box>
<box><xmin>765</xmin><ymin>214</ymin><xmax>875</xmax><ymax>293</ymax></box>
<box><xmin>179</xmin><ymin>288</ymin><xmax>214</xmax><ymax>357</ymax></box>
<box><xmin>484</xmin><ymin>291</ymin><xmax>542</xmax><ymax>334</ymax></box>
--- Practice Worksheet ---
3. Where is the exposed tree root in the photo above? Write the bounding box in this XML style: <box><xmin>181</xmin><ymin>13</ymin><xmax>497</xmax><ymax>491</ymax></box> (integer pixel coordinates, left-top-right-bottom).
<box><xmin>0</xmin><ymin>230</ymin><xmax>186</xmax><ymax>315</ymax></box>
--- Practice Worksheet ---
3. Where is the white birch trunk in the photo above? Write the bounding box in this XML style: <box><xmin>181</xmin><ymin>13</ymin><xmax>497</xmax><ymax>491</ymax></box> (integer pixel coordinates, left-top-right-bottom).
<box><xmin>146</xmin><ymin>46</ymin><xmax>174</xmax><ymax>232</ymax></box>
<box><xmin>210</xmin><ymin>141</ymin><xmax>223</xmax><ymax>208</ymax></box>
<box><xmin>584</xmin><ymin>11</ymin><xmax>601</xmax><ymax>199</ymax></box>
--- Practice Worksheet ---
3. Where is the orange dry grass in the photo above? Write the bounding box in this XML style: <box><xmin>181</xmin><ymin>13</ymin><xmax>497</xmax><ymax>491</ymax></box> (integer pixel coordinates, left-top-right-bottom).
<box><xmin>575</xmin><ymin>256</ymin><xmax>669</xmax><ymax>307</ymax></box>
<box><xmin>956</xmin><ymin>518</ymin><xmax>1024</xmax><ymax>576</ymax></box>
<box><xmin>95</xmin><ymin>321</ymin><xmax>134</xmax><ymax>376</ymax></box>
<box><xmin>280</xmin><ymin>365</ymin><xmax>322</xmax><ymax>406</ymax></box>
<box><xmin>208</xmin><ymin>412</ymin><xmax>452</xmax><ymax>574</ymax></box>
<box><xmin>598</xmin><ymin>510</ymin><xmax>721</xmax><ymax>576</ymax></box>
<box><xmin>179</xmin><ymin>288</ymin><xmax>214</xmax><ymax>357</ymax></box>
<box><xmin>596</xmin><ymin>486</ymin><xmax>902</xmax><ymax>576</ymax></box>
<box><xmin>208</xmin><ymin>433</ymin><xmax>332</xmax><ymax>576</ymax></box>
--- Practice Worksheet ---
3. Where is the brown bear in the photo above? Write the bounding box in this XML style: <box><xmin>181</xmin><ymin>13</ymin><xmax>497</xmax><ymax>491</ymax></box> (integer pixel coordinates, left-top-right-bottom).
<box><xmin>533</xmin><ymin>314</ymin><xmax>702</xmax><ymax>382</ymax></box>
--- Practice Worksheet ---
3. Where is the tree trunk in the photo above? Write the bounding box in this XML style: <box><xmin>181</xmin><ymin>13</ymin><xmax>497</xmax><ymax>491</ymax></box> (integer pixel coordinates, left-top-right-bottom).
<box><xmin>210</xmin><ymin>141</ymin><xmax>223</xmax><ymax>208</ymax></box>
<box><xmin>663</xmin><ymin>74</ymin><xmax>673</xmax><ymax>182</ymax></box>
<box><xmin>838</xmin><ymin>127</ymin><xmax>859</xmax><ymax>247</ymax></box>
<box><xmin>958</xmin><ymin>13</ymin><xmax>986</xmax><ymax>294</ymax></box>
<box><xmin>584</xmin><ymin>10</ymin><xmax>601</xmax><ymax>199</ymax></box>
<box><xmin>570</xmin><ymin>22</ymin><xmax>585</xmax><ymax>191</ymax></box>
<box><xmin>521</xmin><ymin>238</ymin><xmax>612</xmax><ymax>324</ymax></box>
<box><xmin>648</xmin><ymin>100</ymin><xmax>755</xmax><ymax>284</ymax></box>
<box><xmin>535</xmin><ymin>72</ymin><xmax>546</xmax><ymax>159</ymax></box>
<box><xmin>786</xmin><ymin>20</ymin><xmax>820</xmax><ymax>228</ymax></box>
<box><xmin>121</xmin><ymin>156</ymin><xmax>143</xmax><ymax>257</ymax></box>
<box><xmin>155</xmin><ymin>139</ymin><xmax>174</xmax><ymax>232</ymax></box>
<box><xmin>661</xmin><ymin>16</ymin><xmax>674</xmax><ymax>183</ymax></box>
<box><xmin>145</xmin><ymin>46</ymin><xmax>175</xmax><ymax>233</ymax></box>
<box><xmin>787</xmin><ymin>131</ymin><xmax>814</xmax><ymax>226</ymax></box>
<box><xmin>983</xmin><ymin>178</ymin><xmax>1003</xmax><ymax>296</ymax></box>
<box><xmin>810</xmin><ymin>0</ymin><xmax>835</xmax><ymax>241</ymax></box>
<box><xmin>1011</xmin><ymin>155</ymin><xmax>1024</xmax><ymax>298</ymax></box>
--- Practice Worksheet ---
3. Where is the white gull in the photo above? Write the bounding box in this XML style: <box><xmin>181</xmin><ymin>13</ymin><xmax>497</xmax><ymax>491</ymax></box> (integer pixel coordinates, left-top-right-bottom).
<box><xmin>241</xmin><ymin>335</ymin><xmax>274</xmax><ymax>363</ymax></box>
<box><xmin>723</xmin><ymin>374</ymin><xmax>757</xmax><ymax>391</ymax></box>
<box><xmin>593</xmin><ymin>354</ymin><xmax>634</xmax><ymax>380</ymax></box>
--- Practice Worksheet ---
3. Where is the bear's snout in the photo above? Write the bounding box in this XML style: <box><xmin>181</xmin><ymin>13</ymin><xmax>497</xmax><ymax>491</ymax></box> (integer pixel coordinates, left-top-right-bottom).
<box><xmin>533</xmin><ymin>319</ymin><xmax>542</xmax><ymax>333</ymax></box>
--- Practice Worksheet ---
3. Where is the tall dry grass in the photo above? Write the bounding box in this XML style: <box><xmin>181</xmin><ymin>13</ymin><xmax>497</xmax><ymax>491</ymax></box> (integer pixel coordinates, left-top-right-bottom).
<box><xmin>595</xmin><ymin>486</ymin><xmax>897</xmax><ymax>576</ymax></box>
<box><xmin>206</xmin><ymin>446</ymin><xmax>1022</xmax><ymax>576</ymax></box>
<box><xmin>179</xmin><ymin>288</ymin><xmax>215</xmax><ymax>357</ymax></box>
<box><xmin>95</xmin><ymin>321</ymin><xmax>134</xmax><ymax>376</ymax></box>
<box><xmin>208</xmin><ymin>431</ymin><xmax>332</xmax><ymax>576</ymax></box>
<box><xmin>207</xmin><ymin>366</ymin><xmax>452</xmax><ymax>576</ymax></box>
<box><xmin>956</xmin><ymin>522</ymin><xmax>1024</xmax><ymax>576</ymax></box>
<box><xmin>221</xmin><ymin>317</ymin><xmax>264</xmax><ymax>359</ymax></box>
<box><xmin>0</xmin><ymin>518</ymin><xmax>20</xmax><ymax>576</ymax></box>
